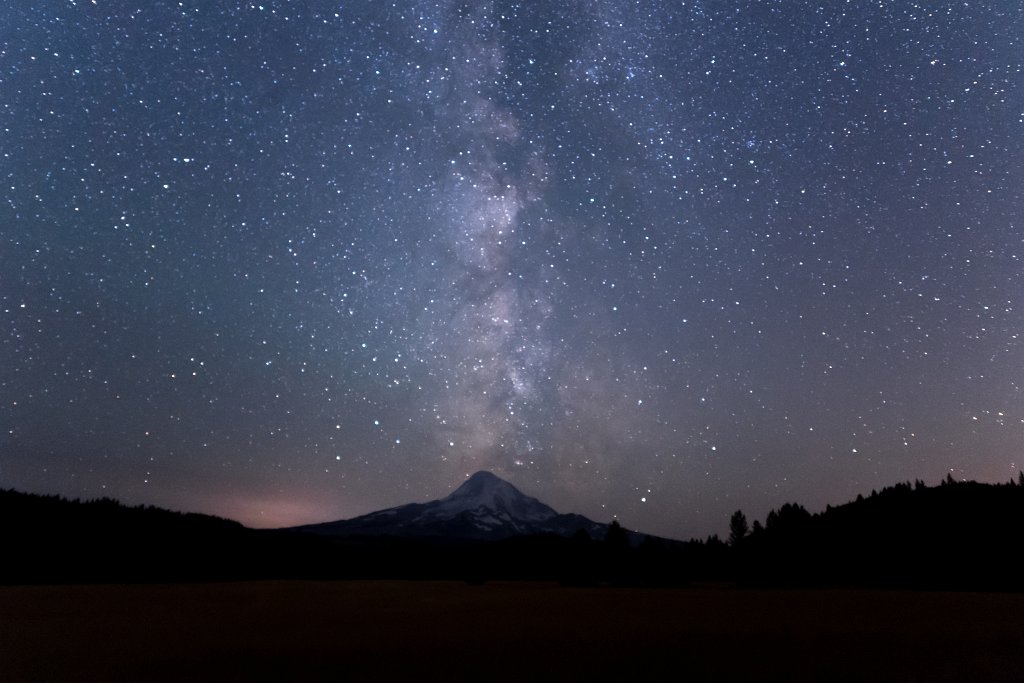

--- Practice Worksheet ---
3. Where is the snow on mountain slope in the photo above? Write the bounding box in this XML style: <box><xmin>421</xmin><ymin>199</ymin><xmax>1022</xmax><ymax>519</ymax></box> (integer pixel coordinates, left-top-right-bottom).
<box><xmin>288</xmin><ymin>471</ymin><xmax>608</xmax><ymax>541</ymax></box>
<box><xmin>416</xmin><ymin>471</ymin><xmax>558</xmax><ymax>523</ymax></box>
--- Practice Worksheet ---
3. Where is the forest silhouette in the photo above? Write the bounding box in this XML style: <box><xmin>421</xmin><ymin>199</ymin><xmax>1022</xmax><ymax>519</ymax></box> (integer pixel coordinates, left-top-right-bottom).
<box><xmin>3</xmin><ymin>473</ymin><xmax>1023</xmax><ymax>590</ymax></box>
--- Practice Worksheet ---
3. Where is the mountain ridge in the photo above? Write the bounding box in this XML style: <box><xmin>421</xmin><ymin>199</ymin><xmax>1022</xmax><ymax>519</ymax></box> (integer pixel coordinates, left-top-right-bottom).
<box><xmin>289</xmin><ymin>470</ymin><xmax>616</xmax><ymax>541</ymax></box>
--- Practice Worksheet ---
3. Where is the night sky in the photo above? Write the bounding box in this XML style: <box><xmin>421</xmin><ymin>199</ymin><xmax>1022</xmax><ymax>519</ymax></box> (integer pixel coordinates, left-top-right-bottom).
<box><xmin>2</xmin><ymin>1</ymin><xmax>1021</xmax><ymax>540</ymax></box>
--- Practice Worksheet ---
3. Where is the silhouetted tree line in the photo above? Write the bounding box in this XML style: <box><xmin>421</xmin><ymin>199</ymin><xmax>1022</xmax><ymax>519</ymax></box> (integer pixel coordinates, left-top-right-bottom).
<box><xmin>0</xmin><ymin>489</ymin><xmax>689</xmax><ymax>585</ymax></box>
<box><xmin>719</xmin><ymin>472</ymin><xmax>1024</xmax><ymax>590</ymax></box>
<box><xmin>0</xmin><ymin>489</ymin><xmax>345</xmax><ymax>583</ymax></box>
<box><xmin>3</xmin><ymin>474</ymin><xmax>1023</xmax><ymax>588</ymax></box>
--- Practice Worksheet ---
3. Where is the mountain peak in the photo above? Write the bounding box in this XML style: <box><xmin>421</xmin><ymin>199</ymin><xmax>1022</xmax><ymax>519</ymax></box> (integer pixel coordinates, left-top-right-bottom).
<box><xmin>465</xmin><ymin>470</ymin><xmax>503</xmax><ymax>484</ymax></box>
<box><xmin>291</xmin><ymin>470</ymin><xmax>608</xmax><ymax>541</ymax></box>
<box><xmin>449</xmin><ymin>471</ymin><xmax>513</xmax><ymax>497</ymax></box>
<box><xmin>436</xmin><ymin>471</ymin><xmax>555</xmax><ymax>522</ymax></box>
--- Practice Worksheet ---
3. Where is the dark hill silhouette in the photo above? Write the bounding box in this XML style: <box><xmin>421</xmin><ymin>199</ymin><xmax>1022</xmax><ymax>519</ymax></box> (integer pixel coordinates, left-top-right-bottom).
<box><xmin>722</xmin><ymin>475</ymin><xmax>1024</xmax><ymax>590</ymax></box>
<box><xmin>0</xmin><ymin>489</ymin><xmax>270</xmax><ymax>583</ymax></box>
<box><xmin>2</xmin><ymin>474</ymin><xmax>1023</xmax><ymax>588</ymax></box>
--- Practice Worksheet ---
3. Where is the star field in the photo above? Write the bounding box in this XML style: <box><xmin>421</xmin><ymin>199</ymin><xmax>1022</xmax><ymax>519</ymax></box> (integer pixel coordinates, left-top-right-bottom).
<box><xmin>1</xmin><ymin>1</ymin><xmax>1021</xmax><ymax>539</ymax></box>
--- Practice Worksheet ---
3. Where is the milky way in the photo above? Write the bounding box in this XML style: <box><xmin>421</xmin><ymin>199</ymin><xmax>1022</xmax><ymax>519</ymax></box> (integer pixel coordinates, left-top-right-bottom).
<box><xmin>1</xmin><ymin>1</ymin><xmax>1021</xmax><ymax>539</ymax></box>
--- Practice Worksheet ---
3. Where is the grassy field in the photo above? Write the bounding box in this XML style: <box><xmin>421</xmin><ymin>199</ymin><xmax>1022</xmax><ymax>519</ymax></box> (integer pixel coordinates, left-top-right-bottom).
<box><xmin>1</xmin><ymin>581</ymin><xmax>1022</xmax><ymax>681</ymax></box>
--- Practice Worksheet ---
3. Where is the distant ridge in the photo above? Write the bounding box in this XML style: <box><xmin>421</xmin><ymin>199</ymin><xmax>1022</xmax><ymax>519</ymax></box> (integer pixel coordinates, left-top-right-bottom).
<box><xmin>289</xmin><ymin>471</ymin><xmax>616</xmax><ymax>541</ymax></box>
<box><xmin>3</xmin><ymin>475</ymin><xmax>1023</xmax><ymax>588</ymax></box>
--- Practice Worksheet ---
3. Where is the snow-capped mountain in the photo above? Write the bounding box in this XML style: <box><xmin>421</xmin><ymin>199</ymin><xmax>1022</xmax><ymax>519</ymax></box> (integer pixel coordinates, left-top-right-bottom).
<box><xmin>290</xmin><ymin>471</ymin><xmax>610</xmax><ymax>541</ymax></box>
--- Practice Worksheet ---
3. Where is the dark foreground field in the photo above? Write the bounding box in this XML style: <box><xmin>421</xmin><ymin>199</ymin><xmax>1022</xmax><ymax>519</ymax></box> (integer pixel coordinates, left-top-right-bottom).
<box><xmin>1</xmin><ymin>582</ymin><xmax>1022</xmax><ymax>681</ymax></box>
